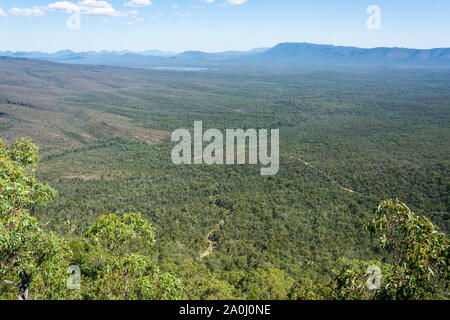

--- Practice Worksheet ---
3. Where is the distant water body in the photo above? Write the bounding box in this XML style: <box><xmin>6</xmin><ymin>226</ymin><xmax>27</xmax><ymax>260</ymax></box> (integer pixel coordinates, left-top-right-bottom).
<box><xmin>149</xmin><ymin>67</ymin><xmax>217</xmax><ymax>71</ymax></box>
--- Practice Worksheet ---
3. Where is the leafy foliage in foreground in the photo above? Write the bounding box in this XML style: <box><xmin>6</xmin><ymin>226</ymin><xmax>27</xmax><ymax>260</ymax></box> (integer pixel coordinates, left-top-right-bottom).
<box><xmin>0</xmin><ymin>139</ymin><xmax>181</xmax><ymax>300</ymax></box>
<box><xmin>0</xmin><ymin>138</ymin><xmax>66</xmax><ymax>299</ymax></box>
<box><xmin>332</xmin><ymin>200</ymin><xmax>449</xmax><ymax>300</ymax></box>
<box><xmin>77</xmin><ymin>213</ymin><xmax>183</xmax><ymax>300</ymax></box>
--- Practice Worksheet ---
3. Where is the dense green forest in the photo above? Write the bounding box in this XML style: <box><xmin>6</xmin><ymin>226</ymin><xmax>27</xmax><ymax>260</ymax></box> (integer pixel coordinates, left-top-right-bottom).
<box><xmin>0</xmin><ymin>58</ymin><xmax>448</xmax><ymax>299</ymax></box>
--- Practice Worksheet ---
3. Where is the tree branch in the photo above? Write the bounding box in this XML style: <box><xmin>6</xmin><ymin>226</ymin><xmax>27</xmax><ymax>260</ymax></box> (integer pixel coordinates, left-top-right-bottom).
<box><xmin>4</xmin><ymin>279</ymin><xmax>19</xmax><ymax>287</ymax></box>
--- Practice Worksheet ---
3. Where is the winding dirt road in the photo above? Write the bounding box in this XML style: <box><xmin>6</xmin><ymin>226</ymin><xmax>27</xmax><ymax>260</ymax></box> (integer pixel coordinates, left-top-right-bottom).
<box><xmin>199</xmin><ymin>229</ymin><xmax>216</xmax><ymax>259</ymax></box>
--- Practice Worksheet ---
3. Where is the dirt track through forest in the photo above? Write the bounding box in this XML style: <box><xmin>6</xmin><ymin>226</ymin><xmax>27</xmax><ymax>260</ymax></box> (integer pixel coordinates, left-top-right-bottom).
<box><xmin>288</xmin><ymin>156</ymin><xmax>362</xmax><ymax>195</ymax></box>
<box><xmin>198</xmin><ymin>154</ymin><xmax>365</xmax><ymax>258</ymax></box>
<box><xmin>199</xmin><ymin>229</ymin><xmax>216</xmax><ymax>259</ymax></box>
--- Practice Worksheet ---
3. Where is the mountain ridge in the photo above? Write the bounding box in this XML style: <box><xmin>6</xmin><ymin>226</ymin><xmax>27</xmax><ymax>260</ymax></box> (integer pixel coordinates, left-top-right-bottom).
<box><xmin>1</xmin><ymin>42</ymin><xmax>449</xmax><ymax>69</ymax></box>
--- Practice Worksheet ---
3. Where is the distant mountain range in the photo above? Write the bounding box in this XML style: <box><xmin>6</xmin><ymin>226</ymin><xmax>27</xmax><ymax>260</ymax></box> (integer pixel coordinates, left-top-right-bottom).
<box><xmin>1</xmin><ymin>43</ymin><xmax>449</xmax><ymax>70</ymax></box>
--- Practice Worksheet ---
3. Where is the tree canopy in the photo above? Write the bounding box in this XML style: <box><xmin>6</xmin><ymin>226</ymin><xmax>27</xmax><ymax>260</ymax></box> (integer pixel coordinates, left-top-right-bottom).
<box><xmin>0</xmin><ymin>139</ymin><xmax>182</xmax><ymax>300</ymax></box>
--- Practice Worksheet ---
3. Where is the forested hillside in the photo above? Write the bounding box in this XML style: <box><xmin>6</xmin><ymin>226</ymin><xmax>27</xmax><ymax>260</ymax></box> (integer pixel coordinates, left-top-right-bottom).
<box><xmin>0</xmin><ymin>58</ymin><xmax>448</xmax><ymax>299</ymax></box>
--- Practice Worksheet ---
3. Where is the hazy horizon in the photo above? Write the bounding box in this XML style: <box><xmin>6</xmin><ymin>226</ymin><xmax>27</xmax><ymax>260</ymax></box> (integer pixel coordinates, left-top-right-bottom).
<box><xmin>1</xmin><ymin>0</ymin><xmax>449</xmax><ymax>52</ymax></box>
<box><xmin>3</xmin><ymin>41</ymin><xmax>450</xmax><ymax>55</ymax></box>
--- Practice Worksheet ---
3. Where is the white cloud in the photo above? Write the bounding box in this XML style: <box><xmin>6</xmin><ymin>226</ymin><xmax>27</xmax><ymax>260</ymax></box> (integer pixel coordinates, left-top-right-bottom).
<box><xmin>78</xmin><ymin>0</ymin><xmax>127</xmax><ymax>16</ymax></box>
<box><xmin>7</xmin><ymin>0</ymin><xmax>139</xmax><ymax>19</ymax></box>
<box><xmin>78</xmin><ymin>0</ymin><xmax>111</xmax><ymax>8</ymax></box>
<box><xmin>173</xmin><ymin>12</ymin><xmax>191</xmax><ymax>17</ymax></box>
<box><xmin>200</xmin><ymin>0</ymin><xmax>214</xmax><ymax>3</ymax></box>
<box><xmin>46</xmin><ymin>1</ymin><xmax>136</xmax><ymax>17</ymax></box>
<box><xmin>0</xmin><ymin>8</ymin><xmax>6</xmax><ymax>16</ymax></box>
<box><xmin>9</xmin><ymin>6</ymin><xmax>46</xmax><ymax>17</ymax></box>
<box><xmin>124</xmin><ymin>0</ymin><xmax>152</xmax><ymax>7</ymax></box>
<box><xmin>226</xmin><ymin>0</ymin><xmax>247</xmax><ymax>5</ymax></box>
<box><xmin>47</xmin><ymin>1</ymin><xmax>79</xmax><ymax>13</ymax></box>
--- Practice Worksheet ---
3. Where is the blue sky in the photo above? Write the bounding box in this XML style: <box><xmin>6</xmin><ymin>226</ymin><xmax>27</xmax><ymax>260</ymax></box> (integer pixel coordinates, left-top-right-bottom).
<box><xmin>0</xmin><ymin>0</ymin><xmax>449</xmax><ymax>52</ymax></box>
